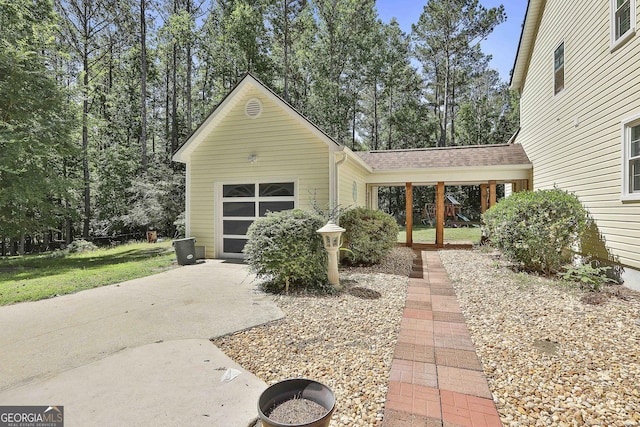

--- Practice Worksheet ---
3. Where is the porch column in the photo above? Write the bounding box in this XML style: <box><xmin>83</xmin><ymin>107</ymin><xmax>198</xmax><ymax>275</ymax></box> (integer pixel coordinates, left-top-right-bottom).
<box><xmin>436</xmin><ymin>182</ymin><xmax>445</xmax><ymax>248</ymax></box>
<box><xmin>480</xmin><ymin>184</ymin><xmax>488</xmax><ymax>214</ymax></box>
<box><xmin>489</xmin><ymin>180</ymin><xmax>497</xmax><ymax>208</ymax></box>
<box><xmin>405</xmin><ymin>183</ymin><xmax>413</xmax><ymax>247</ymax></box>
<box><xmin>369</xmin><ymin>186</ymin><xmax>379</xmax><ymax>209</ymax></box>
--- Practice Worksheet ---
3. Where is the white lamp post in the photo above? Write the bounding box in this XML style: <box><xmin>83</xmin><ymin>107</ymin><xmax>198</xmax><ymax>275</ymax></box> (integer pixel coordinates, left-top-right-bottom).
<box><xmin>317</xmin><ymin>221</ymin><xmax>345</xmax><ymax>289</ymax></box>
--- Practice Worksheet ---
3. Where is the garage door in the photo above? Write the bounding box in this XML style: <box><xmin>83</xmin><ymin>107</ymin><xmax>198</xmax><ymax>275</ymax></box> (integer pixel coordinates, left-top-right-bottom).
<box><xmin>221</xmin><ymin>182</ymin><xmax>295</xmax><ymax>257</ymax></box>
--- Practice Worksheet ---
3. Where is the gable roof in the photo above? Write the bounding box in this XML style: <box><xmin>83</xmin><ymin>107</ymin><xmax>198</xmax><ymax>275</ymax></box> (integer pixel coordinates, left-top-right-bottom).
<box><xmin>510</xmin><ymin>0</ymin><xmax>546</xmax><ymax>92</ymax></box>
<box><xmin>172</xmin><ymin>73</ymin><xmax>341</xmax><ymax>163</ymax></box>
<box><xmin>354</xmin><ymin>144</ymin><xmax>531</xmax><ymax>171</ymax></box>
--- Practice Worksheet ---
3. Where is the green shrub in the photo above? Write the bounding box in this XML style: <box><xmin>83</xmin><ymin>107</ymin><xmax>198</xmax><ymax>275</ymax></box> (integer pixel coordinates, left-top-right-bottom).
<box><xmin>339</xmin><ymin>207</ymin><xmax>399</xmax><ymax>265</ymax></box>
<box><xmin>482</xmin><ymin>188</ymin><xmax>588</xmax><ymax>275</ymax></box>
<box><xmin>244</xmin><ymin>209</ymin><xmax>329</xmax><ymax>294</ymax></box>
<box><xmin>559</xmin><ymin>264</ymin><xmax>611</xmax><ymax>292</ymax></box>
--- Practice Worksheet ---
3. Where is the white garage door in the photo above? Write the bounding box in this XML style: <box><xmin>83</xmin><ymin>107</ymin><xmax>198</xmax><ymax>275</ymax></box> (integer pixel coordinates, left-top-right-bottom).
<box><xmin>221</xmin><ymin>182</ymin><xmax>295</xmax><ymax>257</ymax></box>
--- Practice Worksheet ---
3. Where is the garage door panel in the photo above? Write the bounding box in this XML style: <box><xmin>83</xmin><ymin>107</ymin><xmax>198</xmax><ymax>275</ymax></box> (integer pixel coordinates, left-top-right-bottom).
<box><xmin>223</xmin><ymin>220</ymin><xmax>254</xmax><ymax>235</ymax></box>
<box><xmin>223</xmin><ymin>184</ymin><xmax>255</xmax><ymax>197</ymax></box>
<box><xmin>223</xmin><ymin>202</ymin><xmax>255</xmax><ymax>217</ymax></box>
<box><xmin>259</xmin><ymin>201</ymin><xmax>295</xmax><ymax>216</ymax></box>
<box><xmin>259</xmin><ymin>182</ymin><xmax>294</xmax><ymax>197</ymax></box>
<box><xmin>223</xmin><ymin>238</ymin><xmax>248</xmax><ymax>254</ymax></box>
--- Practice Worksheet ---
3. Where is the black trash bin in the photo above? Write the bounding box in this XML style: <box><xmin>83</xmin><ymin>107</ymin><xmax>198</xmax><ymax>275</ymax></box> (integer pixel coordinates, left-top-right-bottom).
<box><xmin>173</xmin><ymin>238</ymin><xmax>197</xmax><ymax>265</ymax></box>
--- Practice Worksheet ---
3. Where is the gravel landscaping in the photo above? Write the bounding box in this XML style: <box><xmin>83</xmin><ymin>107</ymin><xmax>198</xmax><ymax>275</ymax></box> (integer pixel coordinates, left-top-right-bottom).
<box><xmin>213</xmin><ymin>248</ymin><xmax>414</xmax><ymax>427</ymax></box>
<box><xmin>440</xmin><ymin>249</ymin><xmax>640</xmax><ymax>427</ymax></box>
<box><xmin>214</xmin><ymin>247</ymin><xmax>640</xmax><ymax>426</ymax></box>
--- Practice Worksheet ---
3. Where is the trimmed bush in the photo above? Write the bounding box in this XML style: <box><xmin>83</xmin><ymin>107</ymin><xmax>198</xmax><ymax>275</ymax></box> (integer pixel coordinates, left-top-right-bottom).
<box><xmin>244</xmin><ymin>209</ymin><xmax>329</xmax><ymax>294</ymax></box>
<box><xmin>482</xmin><ymin>188</ymin><xmax>588</xmax><ymax>275</ymax></box>
<box><xmin>339</xmin><ymin>207</ymin><xmax>399</xmax><ymax>265</ymax></box>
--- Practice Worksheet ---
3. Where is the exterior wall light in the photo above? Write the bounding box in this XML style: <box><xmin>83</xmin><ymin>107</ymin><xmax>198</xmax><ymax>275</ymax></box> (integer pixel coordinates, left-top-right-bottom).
<box><xmin>316</xmin><ymin>221</ymin><xmax>345</xmax><ymax>289</ymax></box>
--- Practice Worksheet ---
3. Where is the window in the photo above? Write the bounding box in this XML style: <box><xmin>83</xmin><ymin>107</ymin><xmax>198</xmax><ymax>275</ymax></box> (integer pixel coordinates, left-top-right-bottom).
<box><xmin>611</xmin><ymin>0</ymin><xmax>636</xmax><ymax>48</ymax></box>
<box><xmin>554</xmin><ymin>42</ymin><xmax>564</xmax><ymax>95</ymax></box>
<box><xmin>622</xmin><ymin>115</ymin><xmax>640</xmax><ymax>200</ymax></box>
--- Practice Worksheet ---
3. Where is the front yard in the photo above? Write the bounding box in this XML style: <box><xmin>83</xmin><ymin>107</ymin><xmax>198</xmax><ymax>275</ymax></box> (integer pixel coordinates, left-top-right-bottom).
<box><xmin>0</xmin><ymin>241</ymin><xmax>176</xmax><ymax>305</ymax></box>
<box><xmin>216</xmin><ymin>247</ymin><xmax>640</xmax><ymax>426</ymax></box>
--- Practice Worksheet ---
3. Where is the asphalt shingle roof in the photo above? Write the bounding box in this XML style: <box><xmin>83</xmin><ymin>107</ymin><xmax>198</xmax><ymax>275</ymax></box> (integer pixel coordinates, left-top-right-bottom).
<box><xmin>354</xmin><ymin>144</ymin><xmax>531</xmax><ymax>170</ymax></box>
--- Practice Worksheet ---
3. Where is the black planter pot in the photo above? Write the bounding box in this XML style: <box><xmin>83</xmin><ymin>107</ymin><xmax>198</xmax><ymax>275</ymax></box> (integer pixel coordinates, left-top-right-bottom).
<box><xmin>257</xmin><ymin>378</ymin><xmax>335</xmax><ymax>427</ymax></box>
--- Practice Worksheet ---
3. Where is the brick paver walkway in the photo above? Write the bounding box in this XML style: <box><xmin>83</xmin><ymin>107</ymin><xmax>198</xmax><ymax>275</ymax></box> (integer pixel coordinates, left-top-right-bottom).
<box><xmin>382</xmin><ymin>250</ymin><xmax>502</xmax><ymax>427</ymax></box>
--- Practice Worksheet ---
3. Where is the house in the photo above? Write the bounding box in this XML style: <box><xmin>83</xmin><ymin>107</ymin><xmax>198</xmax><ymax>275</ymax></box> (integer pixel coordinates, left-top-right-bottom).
<box><xmin>511</xmin><ymin>0</ymin><xmax>640</xmax><ymax>287</ymax></box>
<box><xmin>173</xmin><ymin>73</ymin><xmax>531</xmax><ymax>258</ymax></box>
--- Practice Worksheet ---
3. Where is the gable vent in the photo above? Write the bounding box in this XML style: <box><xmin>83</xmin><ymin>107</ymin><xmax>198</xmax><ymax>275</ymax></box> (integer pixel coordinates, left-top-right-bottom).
<box><xmin>245</xmin><ymin>98</ymin><xmax>262</xmax><ymax>119</ymax></box>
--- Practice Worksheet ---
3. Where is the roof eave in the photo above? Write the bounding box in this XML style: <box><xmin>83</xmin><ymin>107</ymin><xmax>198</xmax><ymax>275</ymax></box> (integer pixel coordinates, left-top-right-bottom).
<box><xmin>339</xmin><ymin>147</ymin><xmax>374</xmax><ymax>173</ymax></box>
<box><xmin>369</xmin><ymin>164</ymin><xmax>533</xmax><ymax>174</ymax></box>
<box><xmin>510</xmin><ymin>0</ymin><xmax>546</xmax><ymax>92</ymax></box>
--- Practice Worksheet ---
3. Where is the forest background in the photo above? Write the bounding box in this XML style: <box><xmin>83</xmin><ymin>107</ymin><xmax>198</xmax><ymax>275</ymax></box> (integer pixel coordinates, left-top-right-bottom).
<box><xmin>0</xmin><ymin>0</ymin><xmax>519</xmax><ymax>254</ymax></box>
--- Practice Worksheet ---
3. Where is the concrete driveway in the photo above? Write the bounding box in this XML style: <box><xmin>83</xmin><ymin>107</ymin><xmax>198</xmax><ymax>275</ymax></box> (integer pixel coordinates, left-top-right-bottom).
<box><xmin>0</xmin><ymin>260</ymin><xmax>284</xmax><ymax>426</ymax></box>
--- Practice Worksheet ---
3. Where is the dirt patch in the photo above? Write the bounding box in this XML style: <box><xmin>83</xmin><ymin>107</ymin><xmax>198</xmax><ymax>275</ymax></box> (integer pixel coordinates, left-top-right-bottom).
<box><xmin>343</xmin><ymin>247</ymin><xmax>415</xmax><ymax>276</ymax></box>
<box><xmin>346</xmin><ymin>286</ymin><xmax>382</xmax><ymax>299</ymax></box>
<box><xmin>533</xmin><ymin>339</ymin><xmax>560</xmax><ymax>355</ymax></box>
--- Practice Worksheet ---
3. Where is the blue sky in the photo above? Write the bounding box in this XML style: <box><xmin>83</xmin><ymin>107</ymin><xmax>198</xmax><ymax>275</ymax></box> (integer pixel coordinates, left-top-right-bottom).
<box><xmin>375</xmin><ymin>0</ymin><xmax>529</xmax><ymax>82</ymax></box>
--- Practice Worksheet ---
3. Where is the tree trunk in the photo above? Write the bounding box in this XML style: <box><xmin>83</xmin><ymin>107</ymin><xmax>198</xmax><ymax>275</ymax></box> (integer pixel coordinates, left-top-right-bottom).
<box><xmin>19</xmin><ymin>232</ymin><xmax>25</xmax><ymax>256</ymax></box>
<box><xmin>171</xmin><ymin>41</ymin><xmax>178</xmax><ymax>157</ymax></box>
<box><xmin>388</xmin><ymin>84</ymin><xmax>393</xmax><ymax>149</ymax></box>
<box><xmin>164</xmin><ymin>59</ymin><xmax>170</xmax><ymax>146</ymax></box>
<box><xmin>450</xmin><ymin>60</ymin><xmax>456</xmax><ymax>146</ymax></box>
<box><xmin>351</xmin><ymin>93</ymin><xmax>356</xmax><ymax>149</ymax></box>
<box><xmin>283</xmin><ymin>0</ymin><xmax>290</xmax><ymax>102</ymax></box>
<box><xmin>82</xmin><ymin>43</ymin><xmax>90</xmax><ymax>238</ymax></box>
<box><xmin>140</xmin><ymin>0</ymin><xmax>148</xmax><ymax>171</ymax></box>
<box><xmin>440</xmin><ymin>53</ymin><xmax>450</xmax><ymax>148</ymax></box>
<box><xmin>373</xmin><ymin>78</ymin><xmax>378</xmax><ymax>150</ymax></box>
<box><xmin>63</xmin><ymin>160</ymin><xmax>72</xmax><ymax>244</ymax></box>
<box><xmin>185</xmin><ymin>0</ymin><xmax>192</xmax><ymax>131</ymax></box>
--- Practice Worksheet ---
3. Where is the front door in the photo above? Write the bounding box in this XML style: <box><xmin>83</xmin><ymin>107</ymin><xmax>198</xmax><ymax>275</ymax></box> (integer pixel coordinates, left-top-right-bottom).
<box><xmin>220</xmin><ymin>182</ymin><xmax>295</xmax><ymax>257</ymax></box>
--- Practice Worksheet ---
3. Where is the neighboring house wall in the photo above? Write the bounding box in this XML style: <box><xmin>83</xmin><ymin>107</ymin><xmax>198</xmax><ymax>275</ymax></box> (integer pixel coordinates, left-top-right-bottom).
<box><xmin>188</xmin><ymin>86</ymin><xmax>331</xmax><ymax>258</ymax></box>
<box><xmin>515</xmin><ymin>1</ymin><xmax>640</xmax><ymax>270</ymax></box>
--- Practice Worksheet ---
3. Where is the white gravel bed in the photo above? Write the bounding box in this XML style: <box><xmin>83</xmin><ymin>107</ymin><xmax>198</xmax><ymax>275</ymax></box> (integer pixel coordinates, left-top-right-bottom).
<box><xmin>212</xmin><ymin>272</ymin><xmax>408</xmax><ymax>427</ymax></box>
<box><xmin>439</xmin><ymin>249</ymin><xmax>640</xmax><ymax>427</ymax></box>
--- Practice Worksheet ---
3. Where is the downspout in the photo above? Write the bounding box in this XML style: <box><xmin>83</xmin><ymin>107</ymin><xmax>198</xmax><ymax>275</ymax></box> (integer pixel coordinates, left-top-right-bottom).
<box><xmin>333</xmin><ymin>150</ymin><xmax>348</xmax><ymax>221</ymax></box>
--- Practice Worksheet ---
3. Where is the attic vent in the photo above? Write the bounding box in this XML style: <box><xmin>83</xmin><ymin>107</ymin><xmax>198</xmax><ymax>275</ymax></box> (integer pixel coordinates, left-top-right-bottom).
<box><xmin>245</xmin><ymin>98</ymin><xmax>262</xmax><ymax>118</ymax></box>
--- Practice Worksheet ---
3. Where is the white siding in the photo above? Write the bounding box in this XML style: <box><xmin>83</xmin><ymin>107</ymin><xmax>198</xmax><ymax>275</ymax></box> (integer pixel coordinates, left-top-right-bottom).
<box><xmin>188</xmin><ymin>87</ymin><xmax>331</xmax><ymax>257</ymax></box>
<box><xmin>517</xmin><ymin>0</ymin><xmax>640</xmax><ymax>269</ymax></box>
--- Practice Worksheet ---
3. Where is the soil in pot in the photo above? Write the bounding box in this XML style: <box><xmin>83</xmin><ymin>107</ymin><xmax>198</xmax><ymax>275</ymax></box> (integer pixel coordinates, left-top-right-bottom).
<box><xmin>268</xmin><ymin>397</ymin><xmax>328</xmax><ymax>424</ymax></box>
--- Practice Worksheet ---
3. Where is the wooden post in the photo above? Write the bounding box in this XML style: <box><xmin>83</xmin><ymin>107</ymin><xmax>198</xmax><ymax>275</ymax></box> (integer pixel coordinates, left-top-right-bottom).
<box><xmin>489</xmin><ymin>180</ymin><xmax>497</xmax><ymax>208</ymax></box>
<box><xmin>436</xmin><ymin>182</ymin><xmax>445</xmax><ymax>248</ymax></box>
<box><xmin>480</xmin><ymin>184</ymin><xmax>488</xmax><ymax>214</ymax></box>
<box><xmin>405</xmin><ymin>183</ymin><xmax>413</xmax><ymax>247</ymax></box>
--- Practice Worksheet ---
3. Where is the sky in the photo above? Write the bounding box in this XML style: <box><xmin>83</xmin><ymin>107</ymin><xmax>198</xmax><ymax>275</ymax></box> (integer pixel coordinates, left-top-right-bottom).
<box><xmin>375</xmin><ymin>0</ymin><xmax>529</xmax><ymax>82</ymax></box>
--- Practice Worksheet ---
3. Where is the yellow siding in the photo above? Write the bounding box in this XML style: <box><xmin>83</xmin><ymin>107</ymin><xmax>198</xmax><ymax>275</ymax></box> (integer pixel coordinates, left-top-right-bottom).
<box><xmin>337</xmin><ymin>155</ymin><xmax>369</xmax><ymax>210</ymax></box>
<box><xmin>188</xmin><ymin>87</ymin><xmax>331</xmax><ymax>257</ymax></box>
<box><xmin>517</xmin><ymin>0</ymin><xmax>640</xmax><ymax>268</ymax></box>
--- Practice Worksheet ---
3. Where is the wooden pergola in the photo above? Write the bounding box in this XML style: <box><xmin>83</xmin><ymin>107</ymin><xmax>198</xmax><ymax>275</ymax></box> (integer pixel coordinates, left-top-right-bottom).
<box><xmin>355</xmin><ymin>144</ymin><xmax>532</xmax><ymax>248</ymax></box>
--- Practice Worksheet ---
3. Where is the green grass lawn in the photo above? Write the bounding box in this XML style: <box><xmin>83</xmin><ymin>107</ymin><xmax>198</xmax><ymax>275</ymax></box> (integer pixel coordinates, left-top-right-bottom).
<box><xmin>398</xmin><ymin>225</ymin><xmax>482</xmax><ymax>244</ymax></box>
<box><xmin>0</xmin><ymin>241</ymin><xmax>177</xmax><ymax>305</ymax></box>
